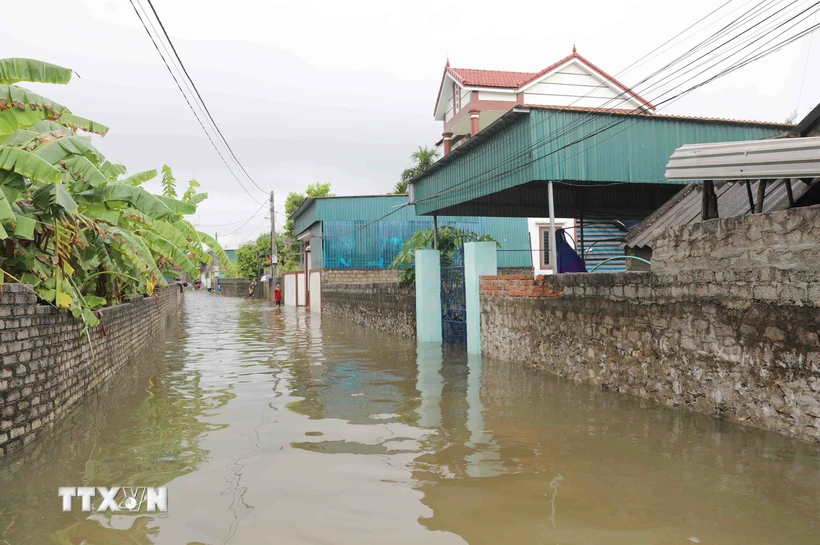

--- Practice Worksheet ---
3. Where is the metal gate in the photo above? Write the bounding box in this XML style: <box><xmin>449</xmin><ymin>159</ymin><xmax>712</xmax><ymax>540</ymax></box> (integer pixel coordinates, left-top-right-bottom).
<box><xmin>441</xmin><ymin>243</ymin><xmax>467</xmax><ymax>344</ymax></box>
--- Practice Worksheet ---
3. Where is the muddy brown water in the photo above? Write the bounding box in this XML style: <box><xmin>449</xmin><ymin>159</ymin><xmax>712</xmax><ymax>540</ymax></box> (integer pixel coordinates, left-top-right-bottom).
<box><xmin>0</xmin><ymin>293</ymin><xmax>818</xmax><ymax>544</ymax></box>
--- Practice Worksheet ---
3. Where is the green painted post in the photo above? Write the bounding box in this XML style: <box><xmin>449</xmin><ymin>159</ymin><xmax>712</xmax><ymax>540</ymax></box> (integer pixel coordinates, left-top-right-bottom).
<box><xmin>465</xmin><ymin>241</ymin><xmax>497</xmax><ymax>355</ymax></box>
<box><xmin>415</xmin><ymin>249</ymin><xmax>442</xmax><ymax>343</ymax></box>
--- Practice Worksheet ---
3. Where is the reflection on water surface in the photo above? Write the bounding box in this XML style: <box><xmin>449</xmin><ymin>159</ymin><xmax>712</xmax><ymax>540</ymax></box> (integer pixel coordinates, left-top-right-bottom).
<box><xmin>0</xmin><ymin>293</ymin><xmax>818</xmax><ymax>544</ymax></box>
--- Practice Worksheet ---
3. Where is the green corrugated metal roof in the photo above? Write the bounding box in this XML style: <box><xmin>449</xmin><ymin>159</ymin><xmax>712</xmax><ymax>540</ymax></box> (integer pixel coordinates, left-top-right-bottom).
<box><xmin>413</xmin><ymin>106</ymin><xmax>792</xmax><ymax>216</ymax></box>
<box><xmin>293</xmin><ymin>195</ymin><xmax>532</xmax><ymax>268</ymax></box>
<box><xmin>293</xmin><ymin>195</ymin><xmax>413</xmax><ymax>235</ymax></box>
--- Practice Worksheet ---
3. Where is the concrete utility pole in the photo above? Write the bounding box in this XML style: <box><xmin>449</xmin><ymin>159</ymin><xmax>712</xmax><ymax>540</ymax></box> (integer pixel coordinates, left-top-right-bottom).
<box><xmin>270</xmin><ymin>191</ymin><xmax>278</xmax><ymax>280</ymax></box>
<box><xmin>548</xmin><ymin>181</ymin><xmax>557</xmax><ymax>272</ymax></box>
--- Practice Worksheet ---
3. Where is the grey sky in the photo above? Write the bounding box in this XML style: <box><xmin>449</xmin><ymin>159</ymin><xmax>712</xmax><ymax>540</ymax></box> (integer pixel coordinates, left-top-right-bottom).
<box><xmin>1</xmin><ymin>0</ymin><xmax>818</xmax><ymax>247</ymax></box>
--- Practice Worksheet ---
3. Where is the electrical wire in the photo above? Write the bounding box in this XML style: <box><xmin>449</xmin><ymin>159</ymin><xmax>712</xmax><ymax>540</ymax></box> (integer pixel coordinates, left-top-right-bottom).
<box><xmin>420</xmin><ymin>0</ymin><xmax>767</xmax><ymax>201</ymax></box>
<box><xmin>238</xmin><ymin>216</ymin><xmax>270</xmax><ymax>244</ymax></box>
<box><xmin>413</xmin><ymin>1</ymin><xmax>820</xmax><ymax>208</ymax></box>
<box><xmin>220</xmin><ymin>200</ymin><xmax>268</xmax><ymax>236</ymax></box>
<box><xmin>142</xmin><ymin>0</ymin><xmax>267</xmax><ymax>196</ymax></box>
<box><xmin>797</xmin><ymin>10</ymin><xmax>818</xmax><ymax>112</ymax></box>
<box><xmin>128</xmin><ymin>0</ymin><xmax>263</xmax><ymax>204</ymax></box>
<box><xmin>322</xmin><ymin>1</ymin><xmax>813</xmax><ymax>238</ymax></box>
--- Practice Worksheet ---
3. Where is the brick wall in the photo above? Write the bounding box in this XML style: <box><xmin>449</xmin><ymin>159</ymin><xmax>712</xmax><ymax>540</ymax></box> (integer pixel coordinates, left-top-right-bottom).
<box><xmin>322</xmin><ymin>282</ymin><xmax>415</xmax><ymax>338</ymax></box>
<box><xmin>480</xmin><ymin>206</ymin><xmax>820</xmax><ymax>443</ymax></box>
<box><xmin>0</xmin><ymin>284</ymin><xmax>183</xmax><ymax>458</ymax></box>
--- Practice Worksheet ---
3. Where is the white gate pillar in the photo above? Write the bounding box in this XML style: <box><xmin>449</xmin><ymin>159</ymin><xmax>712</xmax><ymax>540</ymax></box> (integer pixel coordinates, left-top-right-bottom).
<box><xmin>415</xmin><ymin>249</ymin><xmax>442</xmax><ymax>343</ymax></box>
<box><xmin>465</xmin><ymin>241</ymin><xmax>497</xmax><ymax>355</ymax></box>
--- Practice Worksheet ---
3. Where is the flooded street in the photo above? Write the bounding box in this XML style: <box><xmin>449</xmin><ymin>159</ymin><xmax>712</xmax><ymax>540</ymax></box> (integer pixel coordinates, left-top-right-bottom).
<box><xmin>1</xmin><ymin>293</ymin><xmax>819</xmax><ymax>545</ymax></box>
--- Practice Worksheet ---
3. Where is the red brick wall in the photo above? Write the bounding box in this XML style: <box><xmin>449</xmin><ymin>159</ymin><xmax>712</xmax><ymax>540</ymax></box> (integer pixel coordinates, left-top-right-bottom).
<box><xmin>480</xmin><ymin>275</ymin><xmax>563</xmax><ymax>298</ymax></box>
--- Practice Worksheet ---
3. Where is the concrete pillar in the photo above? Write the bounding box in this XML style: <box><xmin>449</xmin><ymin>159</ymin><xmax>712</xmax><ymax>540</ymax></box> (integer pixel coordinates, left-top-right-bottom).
<box><xmin>415</xmin><ymin>249</ymin><xmax>442</xmax><ymax>343</ymax></box>
<box><xmin>442</xmin><ymin>132</ymin><xmax>453</xmax><ymax>155</ymax></box>
<box><xmin>465</xmin><ymin>353</ymin><xmax>502</xmax><ymax>477</ymax></box>
<box><xmin>469</xmin><ymin>110</ymin><xmax>480</xmax><ymax>136</ymax></box>
<box><xmin>465</xmin><ymin>241</ymin><xmax>497</xmax><ymax>355</ymax></box>
<box><xmin>415</xmin><ymin>342</ymin><xmax>443</xmax><ymax>428</ymax></box>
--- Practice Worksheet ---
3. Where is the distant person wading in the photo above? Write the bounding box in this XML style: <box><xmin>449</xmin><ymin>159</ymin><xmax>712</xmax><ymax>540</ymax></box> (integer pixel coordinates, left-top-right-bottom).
<box><xmin>249</xmin><ymin>280</ymin><xmax>257</xmax><ymax>298</ymax></box>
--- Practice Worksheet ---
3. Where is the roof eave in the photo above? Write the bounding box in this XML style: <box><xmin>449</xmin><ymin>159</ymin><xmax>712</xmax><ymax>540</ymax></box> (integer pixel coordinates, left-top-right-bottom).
<box><xmin>412</xmin><ymin>107</ymin><xmax>532</xmax><ymax>183</ymax></box>
<box><xmin>289</xmin><ymin>196</ymin><xmax>315</xmax><ymax>223</ymax></box>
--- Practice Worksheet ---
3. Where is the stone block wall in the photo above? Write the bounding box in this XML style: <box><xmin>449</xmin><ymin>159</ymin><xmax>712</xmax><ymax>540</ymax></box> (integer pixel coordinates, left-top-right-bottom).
<box><xmin>652</xmin><ymin>205</ymin><xmax>820</xmax><ymax>274</ymax></box>
<box><xmin>218</xmin><ymin>277</ymin><xmax>251</xmax><ymax>297</ymax></box>
<box><xmin>322</xmin><ymin>269</ymin><xmax>399</xmax><ymax>285</ymax></box>
<box><xmin>0</xmin><ymin>284</ymin><xmax>183</xmax><ymax>458</ymax></box>
<box><xmin>321</xmin><ymin>281</ymin><xmax>415</xmax><ymax>338</ymax></box>
<box><xmin>480</xmin><ymin>206</ymin><xmax>820</xmax><ymax>443</ymax></box>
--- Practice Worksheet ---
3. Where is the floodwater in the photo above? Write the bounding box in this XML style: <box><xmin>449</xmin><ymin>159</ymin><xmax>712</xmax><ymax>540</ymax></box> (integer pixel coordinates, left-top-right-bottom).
<box><xmin>0</xmin><ymin>294</ymin><xmax>819</xmax><ymax>545</ymax></box>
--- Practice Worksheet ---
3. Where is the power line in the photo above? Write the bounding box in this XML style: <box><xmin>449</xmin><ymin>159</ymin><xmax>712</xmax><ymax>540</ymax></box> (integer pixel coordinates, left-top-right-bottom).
<box><xmin>222</xmin><ymin>200</ymin><xmax>268</xmax><ymax>236</ymax></box>
<box><xmin>238</xmin><ymin>216</ymin><xmax>270</xmax><ymax>244</ymax></box>
<box><xmin>142</xmin><ymin>0</ymin><xmax>267</xmax><ymax>196</ymax></box>
<box><xmin>322</xmin><ymin>1</ymin><xmax>812</xmax><ymax>239</ymax></box>
<box><xmin>415</xmin><ymin>30</ymin><xmax>820</xmax><ymax>211</ymax></box>
<box><xmin>421</xmin><ymin>0</ymin><xmax>764</xmax><ymax>201</ymax></box>
<box><xmin>127</xmin><ymin>0</ymin><xmax>263</xmax><ymax>204</ymax></box>
<box><xmin>797</xmin><ymin>10</ymin><xmax>818</xmax><ymax>112</ymax></box>
<box><xmin>414</xmin><ymin>1</ymin><xmax>819</xmax><ymax>207</ymax></box>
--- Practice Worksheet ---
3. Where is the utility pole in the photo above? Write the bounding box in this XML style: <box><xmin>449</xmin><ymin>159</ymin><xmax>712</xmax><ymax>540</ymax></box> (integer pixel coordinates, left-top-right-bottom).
<box><xmin>270</xmin><ymin>191</ymin><xmax>278</xmax><ymax>280</ymax></box>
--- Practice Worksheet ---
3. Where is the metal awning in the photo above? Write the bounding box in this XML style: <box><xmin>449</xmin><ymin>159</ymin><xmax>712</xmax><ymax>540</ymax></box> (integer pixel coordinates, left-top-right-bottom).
<box><xmin>665</xmin><ymin>137</ymin><xmax>820</xmax><ymax>181</ymax></box>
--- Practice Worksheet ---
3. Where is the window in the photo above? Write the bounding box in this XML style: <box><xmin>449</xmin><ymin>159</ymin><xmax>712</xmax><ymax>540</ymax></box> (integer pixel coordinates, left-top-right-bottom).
<box><xmin>540</xmin><ymin>226</ymin><xmax>551</xmax><ymax>268</ymax></box>
<box><xmin>539</xmin><ymin>223</ymin><xmax>568</xmax><ymax>269</ymax></box>
<box><xmin>453</xmin><ymin>82</ymin><xmax>461</xmax><ymax>113</ymax></box>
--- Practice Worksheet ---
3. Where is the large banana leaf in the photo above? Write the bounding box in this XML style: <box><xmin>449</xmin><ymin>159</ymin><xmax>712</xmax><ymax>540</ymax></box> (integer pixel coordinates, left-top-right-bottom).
<box><xmin>87</xmin><ymin>185</ymin><xmax>176</xmax><ymax>220</ymax></box>
<box><xmin>107</xmin><ymin>225</ymin><xmax>166</xmax><ymax>287</ymax></box>
<box><xmin>198</xmin><ymin>230</ymin><xmax>237</xmax><ymax>276</ymax></box>
<box><xmin>99</xmin><ymin>161</ymin><xmax>127</xmax><ymax>179</ymax></box>
<box><xmin>0</xmin><ymin>188</ymin><xmax>14</xmax><ymax>223</ymax></box>
<box><xmin>30</xmin><ymin>119</ymin><xmax>75</xmax><ymax>135</ymax></box>
<box><xmin>156</xmin><ymin>194</ymin><xmax>196</xmax><ymax>216</ymax></box>
<box><xmin>32</xmin><ymin>135</ymin><xmax>104</xmax><ymax>166</ymax></box>
<box><xmin>32</xmin><ymin>183</ymin><xmax>78</xmax><ymax>214</ymax></box>
<box><xmin>0</xmin><ymin>85</ymin><xmax>69</xmax><ymax>140</ymax></box>
<box><xmin>64</xmin><ymin>156</ymin><xmax>108</xmax><ymax>187</ymax></box>
<box><xmin>148</xmin><ymin>220</ymin><xmax>191</xmax><ymax>251</ymax></box>
<box><xmin>139</xmin><ymin>231</ymin><xmax>197</xmax><ymax>275</ymax></box>
<box><xmin>0</xmin><ymin>58</ymin><xmax>72</xmax><ymax>85</ymax></box>
<box><xmin>176</xmin><ymin>221</ymin><xmax>210</xmax><ymax>263</ymax></box>
<box><xmin>0</xmin><ymin>145</ymin><xmax>61</xmax><ymax>183</ymax></box>
<box><xmin>2</xmin><ymin>129</ymin><xmax>38</xmax><ymax>147</ymax></box>
<box><xmin>58</xmin><ymin>113</ymin><xmax>109</xmax><ymax>137</ymax></box>
<box><xmin>120</xmin><ymin>169</ymin><xmax>157</xmax><ymax>186</ymax></box>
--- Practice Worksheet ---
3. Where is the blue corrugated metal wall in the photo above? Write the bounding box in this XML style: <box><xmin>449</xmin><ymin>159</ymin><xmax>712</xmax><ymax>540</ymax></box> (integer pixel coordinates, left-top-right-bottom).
<box><xmin>321</xmin><ymin>216</ymin><xmax>531</xmax><ymax>269</ymax></box>
<box><xmin>292</xmin><ymin>196</ymin><xmax>531</xmax><ymax>270</ymax></box>
<box><xmin>579</xmin><ymin>222</ymin><xmax>630</xmax><ymax>272</ymax></box>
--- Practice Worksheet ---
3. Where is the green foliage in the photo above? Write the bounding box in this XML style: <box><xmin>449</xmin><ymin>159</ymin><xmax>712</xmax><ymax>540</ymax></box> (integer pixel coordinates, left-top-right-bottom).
<box><xmin>161</xmin><ymin>164</ymin><xmax>176</xmax><ymax>198</ymax></box>
<box><xmin>284</xmin><ymin>181</ymin><xmax>334</xmax><ymax>237</ymax></box>
<box><xmin>392</xmin><ymin>179</ymin><xmax>409</xmax><ymax>194</ymax></box>
<box><xmin>280</xmin><ymin>181</ymin><xmax>334</xmax><ymax>272</ymax></box>
<box><xmin>235</xmin><ymin>232</ymin><xmax>277</xmax><ymax>280</ymax></box>
<box><xmin>396</xmin><ymin>146</ymin><xmax>439</xmax><ymax>193</ymax></box>
<box><xmin>0</xmin><ymin>56</ymin><xmax>236</xmax><ymax>340</ymax></box>
<box><xmin>182</xmin><ymin>178</ymin><xmax>205</xmax><ymax>204</ymax></box>
<box><xmin>390</xmin><ymin>226</ymin><xmax>498</xmax><ymax>285</ymax></box>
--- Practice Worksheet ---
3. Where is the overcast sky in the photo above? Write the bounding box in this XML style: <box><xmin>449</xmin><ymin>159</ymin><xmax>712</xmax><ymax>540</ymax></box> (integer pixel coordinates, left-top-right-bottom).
<box><xmin>1</xmin><ymin>0</ymin><xmax>818</xmax><ymax>248</ymax></box>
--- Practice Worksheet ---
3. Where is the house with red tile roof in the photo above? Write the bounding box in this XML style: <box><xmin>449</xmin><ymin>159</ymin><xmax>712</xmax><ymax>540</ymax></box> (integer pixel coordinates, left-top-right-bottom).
<box><xmin>433</xmin><ymin>47</ymin><xmax>653</xmax><ymax>155</ymax></box>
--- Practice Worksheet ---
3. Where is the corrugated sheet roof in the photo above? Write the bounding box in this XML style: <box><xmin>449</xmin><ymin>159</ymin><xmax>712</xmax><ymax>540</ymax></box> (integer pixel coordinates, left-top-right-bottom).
<box><xmin>665</xmin><ymin>136</ymin><xmax>820</xmax><ymax>180</ymax></box>
<box><xmin>624</xmin><ymin>178</ymin><xmax>819</xmax><ymax>248</ymax></box>
<box><xmin>414</xmin><ymin>107</ymin><xmax>790</xmax><ymax>217</ymax></box>
<box><xmin>524</xmin><ymin>105</ymin><xmax>796</xmax><ymax>127</ymax></box>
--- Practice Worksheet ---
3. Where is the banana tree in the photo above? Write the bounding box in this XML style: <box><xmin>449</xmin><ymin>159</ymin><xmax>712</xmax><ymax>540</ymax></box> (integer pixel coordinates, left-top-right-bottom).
<box><xmin>0</xmin><ymin>57</ymin><xmax>236</xmax><ymax>340</ymax></box>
